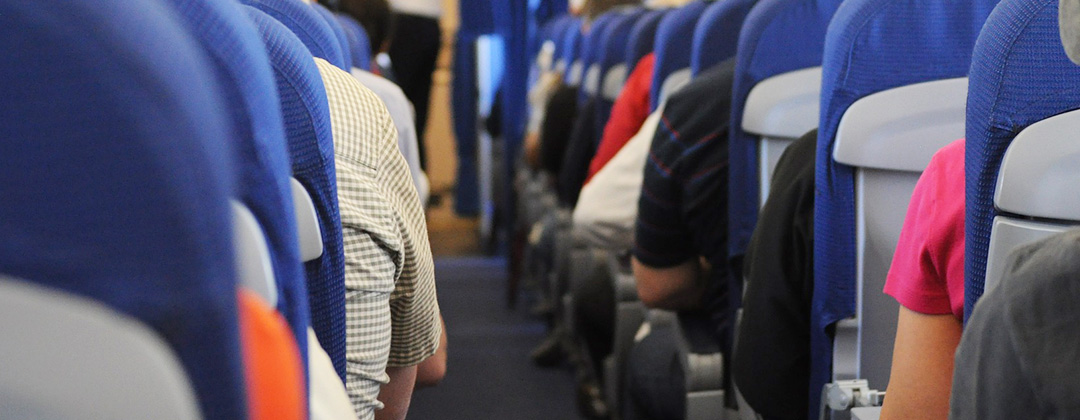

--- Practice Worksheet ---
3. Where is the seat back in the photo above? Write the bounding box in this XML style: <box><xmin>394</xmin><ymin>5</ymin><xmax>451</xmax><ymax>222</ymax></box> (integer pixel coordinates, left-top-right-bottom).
<box><xmin>741</xmin><ymin>66</ymin><xmax>822</xmax><ymax>208</ymax></box>
<box><xmin>166</xmin><ymin>0</ymin><xmax>310</xmax><ymax>374</ymax></box>
<box><xmin>650</xmin><ymin>0</ymin><xmax>709</xmax><ymax>110</ymax></box>
<box><xmin>560</xmin><ymin>19</ymin><xmax>586</xmax><ymax>83</ymax></box>
<box><xmin>728</xmin><ymin>0</ymin><xmax>841</xmax><ymax>269</ymax></box>
<box><xmin>555</xmin><ymin>16</ymin><xmax>583</xmax><ymax>73</ymax></box>
<box><xmin>245</xmin><ymin>5</ymin><xmax>349</xmax><ymax>379</ymax></box>
<box><xmin>0</xmin><ymin>278</ymin><xmax>201</xmax><ymax>420</ymax></box>
<box><xmin>813</xmin><ymin>0</ymin><xmax>999</xmax><ymax>410</ymax></box>
<box><xmin>965</xmin><ymin>0</ymin><xmax>1080</xmax><ymax>317</ymax></box>
<box><xmin>625</xmin><ymin>8</ymin><xmax>666</xmax><ymax>72</ymax></box>
<box><xmin>0</xmin><ymin>1</ymin><xmax>246</xmax><ymax>417</ymax></box>
<box><xmin>336</xmin><ymin>13</ymin><xmax>372</xmax><ymax>70</ymax></box>
<box><xmin>578</xmin><ymin>11</ymin><xmax>623</xmax><ymax>101</ymax></box>
<box><xmin>829</xmin><ymin>77</ymin><xmax>968</xmax><ymax>393</ymax></box>
<box><xmin>596</xmin><ymin>8</ymin><xmax>646</xmax><ymax>131</ymax></box>
<box><xmin>243</xmin><ymin>0</ymin><xmax>349</xmax><ymax>70</ymax></box>
<box><xmin>311</xmin><ymin>1</ymin><xmax>353</xmax><ymax>68</ymax></box>
<box><xmin>690</xmin><ymin>0</ymin><xmax>757</xmax><ymax>76</ymax></box>
<box><xmin>984</xmin><ymin>110</ymin><xmax>1080</xmax><ymax>294</ymax></box>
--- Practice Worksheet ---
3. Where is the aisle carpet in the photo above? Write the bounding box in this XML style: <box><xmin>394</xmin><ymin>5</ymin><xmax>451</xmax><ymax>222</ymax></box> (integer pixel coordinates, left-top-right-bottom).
<box><xmin>408</xmin><ymin>256</ymin><xmax>589</xmax><ymax>420</ymax></box>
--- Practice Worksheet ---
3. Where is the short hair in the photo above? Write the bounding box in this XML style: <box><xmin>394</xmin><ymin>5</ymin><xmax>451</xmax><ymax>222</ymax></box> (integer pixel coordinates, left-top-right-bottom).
<box><xmin>340</xmin><ymin>0</ymin><xmax>395</xmax><ymax>54</ymax></box>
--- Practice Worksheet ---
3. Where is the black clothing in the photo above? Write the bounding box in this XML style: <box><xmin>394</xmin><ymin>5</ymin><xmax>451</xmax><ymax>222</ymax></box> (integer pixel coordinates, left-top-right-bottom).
<box><xmin>633</xmin><ymin>59</ymin><xmax>737</xmax><ymax>345</ymax></box>
<box><xmin>539</xmin><ymin>84</ymin><xmax>578</xmax><ymax>177</ymax></box>
<box><xmin>387</xmin><ymin>12</ymin><xmax>440</xmax><ymax>169</ymax></box>
<box><xmin>732</xmin><ymin>129</ymin><xmax>817</xmax><ymax>420</ymax></box>
<box><xmin>557</xmin><ymin>96</ymin><xmax>599</xmax><ymax>207</ymax></box>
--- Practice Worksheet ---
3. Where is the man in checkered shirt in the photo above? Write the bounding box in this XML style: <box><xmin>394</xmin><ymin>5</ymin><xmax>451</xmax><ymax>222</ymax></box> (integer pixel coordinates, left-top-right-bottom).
<box><xmin>314</xmin><ymin>57</ymin><xmax>443</xmax><ymax>420</ymax></box>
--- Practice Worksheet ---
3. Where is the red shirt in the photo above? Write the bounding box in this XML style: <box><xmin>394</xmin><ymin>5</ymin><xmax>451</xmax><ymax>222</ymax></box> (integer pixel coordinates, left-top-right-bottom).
<box><xmin>883</xmin><ymin>139</ymin><xmax>966</xmax><ymax>320</ymax></box>
<box><xmin>585</xmin><ymin>53</ymin><xmax>656</xmax><ymax>183</ymax></box>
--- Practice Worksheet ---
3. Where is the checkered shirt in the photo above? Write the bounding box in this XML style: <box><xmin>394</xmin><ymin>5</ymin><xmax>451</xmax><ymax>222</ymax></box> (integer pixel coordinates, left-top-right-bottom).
<box><xmin>314</xmin><ymin>58</ymin><xmax>441</xmax><ymax>420</ymax></box>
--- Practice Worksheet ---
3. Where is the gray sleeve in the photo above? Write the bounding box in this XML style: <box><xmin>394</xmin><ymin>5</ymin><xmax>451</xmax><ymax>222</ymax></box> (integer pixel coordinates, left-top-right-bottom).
<box><xmin>948</xmin><ymin>286</ymin><xmax>1040</xmax><ymax>420</ymax></box>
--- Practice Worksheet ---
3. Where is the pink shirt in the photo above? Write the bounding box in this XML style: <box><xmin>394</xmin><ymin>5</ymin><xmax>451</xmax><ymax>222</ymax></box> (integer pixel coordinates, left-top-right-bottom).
<box><xmin>883</xmin><ymin>139</ymin><xmax>966</xmax><ymax>321</ymax></box>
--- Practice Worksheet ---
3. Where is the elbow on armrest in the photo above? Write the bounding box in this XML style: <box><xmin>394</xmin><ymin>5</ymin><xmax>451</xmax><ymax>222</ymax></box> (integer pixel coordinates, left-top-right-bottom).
<box><xmin>632</xmin><ymin>257</ymin><xmax>704</xmax><ymax>310</ymax></box>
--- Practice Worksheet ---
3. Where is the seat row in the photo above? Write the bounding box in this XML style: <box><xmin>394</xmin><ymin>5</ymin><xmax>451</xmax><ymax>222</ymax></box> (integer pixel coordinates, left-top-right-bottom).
<box><xmin>517</xmin><ymin>0</ymin><xmax>1080</xmax><ymax>419</ymax></box>
<box><xmin>0</xmin><ymin>1</ymin><xmax>436</xmax><ymax>420</ymax></box>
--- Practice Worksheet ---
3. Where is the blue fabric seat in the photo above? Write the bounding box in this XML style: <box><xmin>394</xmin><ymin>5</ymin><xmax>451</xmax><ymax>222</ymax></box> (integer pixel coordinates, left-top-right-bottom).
<box><xmin>245</xmin><ymin>5</ymin><xmax>348</xmax><ymax>380</ymax></box>
<box><xmin>165</xmin><ymin>0</ymin><xmax>310</xmax><ymax>378</ymax></box>
<box><xmin>625</xmin><ymin>9</ymin><xmax>666</xmax><ymax>72</ymax></box>
<box><xmin>727</xmin><ymin>0</ymin><xmax>840</xmax><ymax>276</ymax></box>
<box><xmin>336</xmin><ymin>13</ymin><xmax>372</xmax><ymax>71</ymax></box>
<box><xmin>690</xmin><ymin>0</ymin><xmax>757</xmax><ymax>76</ymax></box>
<box><xmin>813</xmin><ymin>0</ymin><xmax>999</xmax><ymax>413</ymax></box>
<box><xmin>575</xmin><ymin>11</ymin><xmax>622</xmax><ymax>102</ymax></box>
<box><xmin>311</xmin><ymin>2</ymin><xmax>353</xmax><ymax>70</ymax></box>
<box><xmin>649</xmin><ymin>0</ymin><xmax>709</xmax><ymax>110</ymax></box>
<box><xmin>559</xmin><ymin>19</ymin><xmax>585</xmax><ymax>82</ymax></box>
<box><xmin>242</xmin><ymin>0</ymin><xmax>349</xmax><ymax>71</ymax></box>
<box><xmin>594</xmin><ymin>8</ymin><xmax>646</xmax><ymax>137</ymax></box>
<box><xmin>724</xmin><ymin>0</ymin><xmax>842</xmax><ymax>415</ymax></box>
<box><xmin>965</xmin><ymin>0</ymin><xmax>1080</xmax><ymax>317</ymax></box>
<box><xmin>0</xmin><ymin>1</ymin><xmax>246</xmax><ymax>418</ymax></box>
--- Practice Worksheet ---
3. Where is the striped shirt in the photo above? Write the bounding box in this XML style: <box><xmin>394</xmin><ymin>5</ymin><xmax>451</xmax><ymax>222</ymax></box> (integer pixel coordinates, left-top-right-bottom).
<box><xmin>634</xmin><ymin>59</ymin><xmax>737</xmax><ymax>344</ymax></box>
<box><xmin>315</xmin><ymin>58</ymin><xmax>441</xmax><ymax>420</ymax></box>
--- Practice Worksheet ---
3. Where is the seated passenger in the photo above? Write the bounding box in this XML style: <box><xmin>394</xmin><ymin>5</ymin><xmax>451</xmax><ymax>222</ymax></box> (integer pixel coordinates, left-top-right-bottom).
<box><xmin>733</xmin><ymin>128</ymin><xmax>817</xmax><ymax>420</ymax></box>
<box><xmin>949</xmin><ymin>230</ymin><xmax>1080</xmax><ymax>419</ymax></box>
<box><xmin>879</xmin><ymin>139</ymin><xmax>965</xmax><ymax>420</ymax></box>
<box><xmin>340</xmin><ymin>0</ymin><xmax>430</xmax><ymax>205</ymax></box>
<box><xmin>627</xmin><ymin>58</ymin><xmax>736</xmax><ymax>420</ymax></box>
<box><xmin>313</xmin><ymin>58</ymin><xmax>442</xmax><ymax>420</ymax></box>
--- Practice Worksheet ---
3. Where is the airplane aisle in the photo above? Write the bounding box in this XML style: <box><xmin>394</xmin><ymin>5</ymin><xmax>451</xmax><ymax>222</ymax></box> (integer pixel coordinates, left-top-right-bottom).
<box><xmin>408</xmin><ymin>256</ymin><xmax>590</xmax><ymax>420</ymax></box>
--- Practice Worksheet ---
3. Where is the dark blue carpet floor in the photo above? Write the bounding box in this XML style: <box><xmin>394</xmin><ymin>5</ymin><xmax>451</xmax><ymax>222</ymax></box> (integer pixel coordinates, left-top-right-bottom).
<box><xmin>408</xmin><ymin>256</ymin><xmax>589</xmax><ymax>420</ymax></box>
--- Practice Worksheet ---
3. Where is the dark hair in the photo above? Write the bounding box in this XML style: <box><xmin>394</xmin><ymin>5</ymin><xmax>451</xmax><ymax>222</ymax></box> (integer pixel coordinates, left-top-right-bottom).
<box><xmin>582</xmin><ymin>0</ymin><xmax>639</xmax><ymax>19</ymax></box>
<box><xmin>340</xmin><ymin>0</ymin><xmax>396</xmax><ymax>54</ymax></box>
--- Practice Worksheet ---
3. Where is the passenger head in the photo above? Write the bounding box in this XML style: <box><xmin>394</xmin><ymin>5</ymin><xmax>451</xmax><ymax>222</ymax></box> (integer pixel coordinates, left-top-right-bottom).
<box><xmin>340</xmin><ymin>0</ymin><xmax>395</xmax><ymax>55</ymax></box>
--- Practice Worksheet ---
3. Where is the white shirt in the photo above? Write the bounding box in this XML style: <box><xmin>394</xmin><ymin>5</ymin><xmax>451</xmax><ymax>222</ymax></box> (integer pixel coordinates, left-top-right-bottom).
<box><xmin>351</xmin><ymin>68</ymin><xmax>430</xmax><ymax>205</ymax></box>
<box><xmin>571</xmin><ymin>105</ymin><xmax>665</xmax><ymax>249</ymax></box>
<box><xmin>389</xmin><ymin>0</ymin><xmax>442</xmax><ymax>18</ymax></box>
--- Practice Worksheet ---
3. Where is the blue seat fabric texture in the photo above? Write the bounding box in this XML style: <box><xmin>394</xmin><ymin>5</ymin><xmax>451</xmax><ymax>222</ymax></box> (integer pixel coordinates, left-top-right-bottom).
<box><xmin>336</xmin><ymin>13</ymin><xmax>372</xmax><ymax>71</ymax></box>
<box><xmin>166</xmin><ymin>0</ymin><xmax>311</xmax><ymax>382</ymax></box>
<box><xmin>690</xmin><ymin>0</ymin><xmax>757</xmax><ymax>76</ymax></box>
<box><xmin>724</xmin><ymin>0</ymin><xmax>841</xmax><ymax>416</ymax></box>
<box><xmin>965</xmin><ymin>0</ymin><xmax>1080</xmax><ymax>318</ymax></box>
<box><xmin>245</xmin><ymin>5</ymin><xmax>349</xmax><ymax>380</ymax></box>
<box><xmin>575</xmin><ymin>11</ymin><xmax>621</xmax><ymax>104</ymax></box>
<box><xmin>594</xmin><ymin>8</ymin><xmax>646</xmax><ymax>138</ymax></box>
<box><xmin>242</xmin><ymin>0</ymin><xmax>350</xmax><ymax>71</ymax></box>
<box><xmin>727</xmin><ymin>0</ymin><xmax>838</xmax><ymax>273</ymax></box>
<box><xmin>812</xmin><ymin>0</ymin><xmax>999</xmax><ymax>416</ymax></box>
<box><xmin>649</xmin><ymin>0</ymin><xmax>709</xmax><ymax>110</ymax></box>
<box><xmin>560</xmin><ymin>19</ymin><xmax>584</xmax><ymax>83</ymax></box>
<box><xmin>0</xmin><ymin>2</ymin><xmax>246</xmax><ymax>419</ymax></box>
<box><xmin>625</xmin><ymin>9</ymin><xmax>666</xmax><ymax>71</ymax></box>
<box><xmin>311</xmin><ymin>2</ymin><xmax>353</xmax><ymax>70</ymax></box>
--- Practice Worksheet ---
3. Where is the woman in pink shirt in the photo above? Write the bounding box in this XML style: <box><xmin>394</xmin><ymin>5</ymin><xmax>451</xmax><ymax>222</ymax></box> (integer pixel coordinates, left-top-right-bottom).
<box><xmin>880</xmin><ymin>139</ymin><xmax>965</xmax><ymax>420</ymax></box>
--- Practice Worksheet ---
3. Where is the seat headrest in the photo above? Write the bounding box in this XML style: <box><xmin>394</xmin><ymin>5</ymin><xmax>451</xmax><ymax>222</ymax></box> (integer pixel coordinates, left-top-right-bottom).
<box><xmin>0</xmin><ymin>1</ymin><xmax>245</xmax><ymax>418</ymax></box>
<box><xmin>965</xmin><ymin>0</ymin><xmax>1080</xmax><ymax>317</ymax></box>
<box><xmin>165</xmin><ymin>0</ymin><xmax>310</xmax><ymax>371</ymax></box>
<box><xmin>336</xmin><ymin>13</ymin><xmax>372</xmax><ymax>70</ymax></box>
<box><xmin>650</xmin><ymin>0</ymin><xmax>709</xmax><ymax>110</ymax></box>
<box><xmin>690</xmin><ymin>0</ymin><xmax>757</xmax><ymax>76</ymax></box>
<box><xmin>244</xmin><ymin>4</ymin><xmax>349</xmax><ymax>379</ymax></box>
<box><xmin>242</xmin><ymin>0</ymin><xmax>349</xmax><ymax>70</ymax></box>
